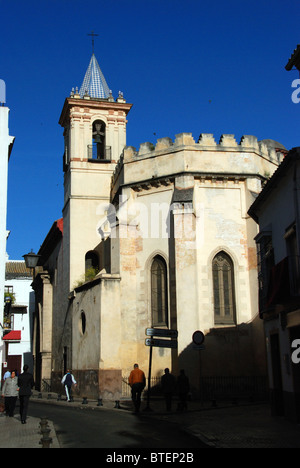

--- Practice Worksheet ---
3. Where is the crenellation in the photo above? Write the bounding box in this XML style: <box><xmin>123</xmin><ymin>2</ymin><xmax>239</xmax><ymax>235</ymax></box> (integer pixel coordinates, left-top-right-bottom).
<box><xmin>155</xmin><ymin>137</ymin><xmax>173</xmax><ymax>151</ymax></box>
<box><xmin>240</xmin><ymin>135</ymin><xmax>259</xmax><ymax>150</ymax></box>
<box><xmin>258</xmin><ymin>140</ymin><xmax>269</xmax><ymax>157</ymax></box>
<box><xmin>219</xmin><ymin>134</ymin><xmax>238</xmax><ymax>147</ymax></box>
<box><xmin>138</xmin><ymin>142</ymin><xmax>155</xmax><ymax>156</ymax></box>
<box><xmin>123</xmin><ymin>145</ymin><xmax>137</xmax><ymax>161</ymax></box>
<box><xmin>174</xmin><ymin>133</ymin><xmax>196</xmax><ymax>146</ymax></box>
<box><xmin>268</xmin><ymin>147</ymin><xmax>277</xmax><ymax>163</ymax></box>
<box><xmin>197</xmin><ymin>133</ymin><xmax>217</xmax><ymax>146</ymax></box>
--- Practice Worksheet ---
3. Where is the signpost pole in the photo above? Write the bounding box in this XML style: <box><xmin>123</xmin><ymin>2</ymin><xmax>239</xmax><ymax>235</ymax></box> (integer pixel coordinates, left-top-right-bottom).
<box><xmin>145</xmin><ymin>342</ymin><xmax>153</xmax><ymax>412</ymax></box>
<box><xmin>199</xmin><ymin>349</ymin><xmax>204</xmax><ymax>406</ymax></box>
<box><xmin>144</xmin><ymin>328</ymin><xmax>178</xmax><ymax>412</ymax></box>
<box><xmin>192</xmin><ymin>330</ymin><xmax>205</xmax><ymax>406</ymax></box>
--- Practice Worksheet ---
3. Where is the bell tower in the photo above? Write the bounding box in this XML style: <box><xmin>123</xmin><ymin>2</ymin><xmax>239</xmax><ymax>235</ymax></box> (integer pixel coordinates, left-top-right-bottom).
<box><xmin>59</xmin><ymin>53</ymin><xmax>132</xmax><ymax>291</ymax></box>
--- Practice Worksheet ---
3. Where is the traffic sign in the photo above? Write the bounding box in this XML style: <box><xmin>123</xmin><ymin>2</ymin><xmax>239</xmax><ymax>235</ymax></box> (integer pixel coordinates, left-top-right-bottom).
<box><xmin>145</xmin><ymin>338</ymin><xmax>178</xmax><ymax>349</ymax></box>
<box><xmin>192</xmin><ymin>330</ymin><xmax>205</xmax><ymax>346</ymax></box>
<box><xmin>146</xmin><ymin>328</ymin><xmax>178</xmax><ymax>338</ymax></box>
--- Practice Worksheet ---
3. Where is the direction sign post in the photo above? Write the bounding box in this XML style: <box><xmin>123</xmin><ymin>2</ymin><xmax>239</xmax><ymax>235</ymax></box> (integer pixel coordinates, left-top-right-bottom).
<box><xmin>146</xmin><ymin>328</ymin><xmax>178</xmax><ymax>339</ymax></box>
<box><xmin>192</xmin><ymin>331</ymin><xmax>205</xmax><ymax>406</ymax></box>
<box><xmin>144</xmin><ymin>328</ymin><xmax>178</xmax><ymax>412</ymax></box>
<box><xmin>145</xmin><ymin>341</ymin><xmax>153</xmax><ymax>412</ymax></box>
<box><xmin>145</xmin><ymin>338</ymin><xmax>178</xmax><ymax>349</ymax></box>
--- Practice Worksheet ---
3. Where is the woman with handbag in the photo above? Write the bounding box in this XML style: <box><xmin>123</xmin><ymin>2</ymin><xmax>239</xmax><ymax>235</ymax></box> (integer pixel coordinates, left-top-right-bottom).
<box><xmin>1</xmin><ymin>370</ymin><xmax>19</xmax><ymax>417</ymax></box>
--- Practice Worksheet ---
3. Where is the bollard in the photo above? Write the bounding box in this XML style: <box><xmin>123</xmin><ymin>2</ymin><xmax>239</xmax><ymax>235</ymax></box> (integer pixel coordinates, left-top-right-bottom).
<box><xmin>38</xmin><ymin>393</ymin><xmax>43</xmax><ymax>399</ymax></box>
<box><xmin>41</xmin><ymin>435</ymin><xmax>52</xmax><ymax>448</ymax></box>
<box><xmin>47</xmin><ymin>393</ymin><xmax>52</xmax><ymax>400</ymax></box>
<box><xmin>40</xmin><ymin>418</ymin><xmax>48</xmax><ymax>431</ymax></box>
<box><xmin>39</xmin><ymin>417</ymin><xmax>52</xmax><ymax>448</ymax></box>
<box><xmin>82</xmin><ymin>397</ymin><xmax>88</xmax><ymax>405</ymax></box>
<box><xmin>114</xmin><ymin>400</ymin><xmax>121</xmax><ymax>409</ymax></box>
<box><xmin>57</xmin><ymin>394</ymin><xmax>61</xmax><ymax>401</ymax></box>
<box><xmin>40</xmin><ymin>418</ymin><xmax>49</xmax><ymax>438</ymax></box>
<box><xmin>97</xmin><ymin>398</ymin><xmax>103</xmax><ymax>407</ymax></box>
<box><xmin>40</xmin><ymin>427</ymin><xmax>51</xmax><ymax>439</ymax></box>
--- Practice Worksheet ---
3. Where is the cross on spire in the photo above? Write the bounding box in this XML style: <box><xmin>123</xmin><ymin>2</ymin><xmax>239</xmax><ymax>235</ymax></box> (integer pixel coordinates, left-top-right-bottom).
<box><xmin>88</xmin><ymin>30</ymin><xmax>99</xmax><ymax>53</ymax></box>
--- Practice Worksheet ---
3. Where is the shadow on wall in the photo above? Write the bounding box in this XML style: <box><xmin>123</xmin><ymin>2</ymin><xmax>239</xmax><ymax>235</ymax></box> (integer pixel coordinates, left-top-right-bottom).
<box><xmin>178</xmin><ymin>319</ymin><xmax>268</xmax><ymax>400</ymax></box>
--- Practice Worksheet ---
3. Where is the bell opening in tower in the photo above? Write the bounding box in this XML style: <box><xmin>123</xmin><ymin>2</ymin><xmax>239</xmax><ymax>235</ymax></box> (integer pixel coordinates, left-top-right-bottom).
<box><xmin>87</xmin><ymin>119</ymin><xmax>111</xmax><ymax>161</ymax></box>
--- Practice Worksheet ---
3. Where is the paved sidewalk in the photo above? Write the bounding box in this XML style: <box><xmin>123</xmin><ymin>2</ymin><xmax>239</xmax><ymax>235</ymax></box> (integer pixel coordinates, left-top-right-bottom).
<box><xmin>0</xmin><ymin>392</ymin><xmax>300</xmax><ymax>448</ymax></box>
<box><xmin>0</xmin><ymin>412</ymin><xmax>60</xmax><ymax>448</ymax></box>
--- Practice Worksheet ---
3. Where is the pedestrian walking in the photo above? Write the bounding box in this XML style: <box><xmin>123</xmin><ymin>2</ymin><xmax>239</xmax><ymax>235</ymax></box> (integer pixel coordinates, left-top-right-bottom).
<box><xmin>18</xmin><ymin>365</ymin><xmax>34</xmax><ymax>424</ymax></box>
<box><xmin>177</xmin><ymin>369</ymin><xmax>190</xmax><ymax>411</ymax></box>
<box><xmin>161</xmin><ymin>368</ymin><xmax>176</xmax><ymax>412</ymax></box>
<box><xmin>62</xmin><ymin>370</ymin><xmax>77</xmax><ymax>402</ymax></box>
<box><xmin>1</xmin><ymin>370</ymin><xmax>19</xmax><ymax>417</ymax></box>
<box><xmin>3</xmin><ymin>370</ymin><xmax>11</xmax><ymax>381</ymax></box>
<box><xmin>128</xmin><ymin>364</ymin><xmax>146</xmax><ymax>413</ymax></box>
<box><xmin>2</xmin><ymin>370</ymin><xmax>11</xmax><ymax>393</ymax></box>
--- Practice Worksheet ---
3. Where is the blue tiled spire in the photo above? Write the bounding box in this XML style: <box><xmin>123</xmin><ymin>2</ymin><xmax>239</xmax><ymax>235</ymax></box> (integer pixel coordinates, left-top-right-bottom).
<box><xmin>79</xmin><ymin>54</ymin><xmax>110</xmax><ymax>99</ymax></box>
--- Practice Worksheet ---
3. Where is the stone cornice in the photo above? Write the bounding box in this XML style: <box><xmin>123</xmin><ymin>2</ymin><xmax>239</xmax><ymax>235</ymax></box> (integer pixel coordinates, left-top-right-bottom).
<box><xmin>59</xmin><ymin>97</ymin><xmax>133</xmax><ymax>127</ymax></box>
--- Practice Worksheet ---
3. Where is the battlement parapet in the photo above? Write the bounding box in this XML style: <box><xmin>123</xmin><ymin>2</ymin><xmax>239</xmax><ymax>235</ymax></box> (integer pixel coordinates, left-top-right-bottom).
<box><xmin>112</xmin><ymin>133</ymin><xmax>286</xmax><ymax>190</ymax></box>
<box><xmin>123</xmin><ymin>132</ymin><xmax>286</xmax><ymax>162</ymax></box>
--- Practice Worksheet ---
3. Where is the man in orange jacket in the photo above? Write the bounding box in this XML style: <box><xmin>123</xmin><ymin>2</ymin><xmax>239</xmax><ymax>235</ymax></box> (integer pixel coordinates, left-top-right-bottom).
<box><xmin>128</xmin><ymin>363</ymin><xmax>146</xmax><ymax>413</ymax></box>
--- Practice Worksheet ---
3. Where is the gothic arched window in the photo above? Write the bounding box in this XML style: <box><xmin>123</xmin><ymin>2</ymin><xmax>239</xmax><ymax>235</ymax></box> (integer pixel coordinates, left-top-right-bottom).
<box><xmin>151</xmin><ymin>256</ymin><xmax>168</xmax><ymax>327</ymax></box>
<box><xmin>212</xmin><ymin>251</ymin><xmax>236</xmax><ymax>325</ymax></box>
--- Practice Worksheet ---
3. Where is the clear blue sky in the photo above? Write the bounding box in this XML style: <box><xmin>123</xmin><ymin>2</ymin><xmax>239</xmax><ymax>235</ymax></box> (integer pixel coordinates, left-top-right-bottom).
<box><xmin>1</xmin><ymin>0</ymin><xmax>300</xmax><ymax>259</ymax></box>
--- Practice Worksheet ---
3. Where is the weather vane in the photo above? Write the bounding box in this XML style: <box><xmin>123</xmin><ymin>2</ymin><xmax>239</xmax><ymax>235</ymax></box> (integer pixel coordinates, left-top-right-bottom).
<box><xmin>88</xmin><ymin>30</ymin><xmax>99</xmax><ymax>53</ymax></box>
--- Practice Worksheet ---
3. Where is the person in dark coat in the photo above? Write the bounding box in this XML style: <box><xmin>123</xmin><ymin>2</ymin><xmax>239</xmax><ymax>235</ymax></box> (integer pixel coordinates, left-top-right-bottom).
<box><xmin>18</xmin><ymin>365</ymin><xmax>34</xmax><ymax>424</ymax></box>
<box><xmin>161</xmin><ymin>368</ymin><xmax>176</xmax><ymax>412</ymax></box>
<box><xmin>177</xmin><ymin>369</ymin><xmax>190</xmax><ymax>411</ymax></box>
<box><xmin>61</xmin><ymin>370</ymin><xmax>77</xmax><ymax>402</ymax></box>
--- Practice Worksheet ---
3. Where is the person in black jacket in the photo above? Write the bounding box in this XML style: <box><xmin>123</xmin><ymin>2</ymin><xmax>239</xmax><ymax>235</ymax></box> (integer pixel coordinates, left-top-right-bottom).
<box><xmin>18</xmin><ymin>365</ymin><xmax>34</xmax><ymax>424</ymax></box>
<box><xmin>177</xmin><ymin>369</ymin><xmax>190</xmax><ymax>411</ymax></box>
<box><xmin>161</xmin><ymin>368</ymin><xmax>176</xmax><ymax>412</ymax></box>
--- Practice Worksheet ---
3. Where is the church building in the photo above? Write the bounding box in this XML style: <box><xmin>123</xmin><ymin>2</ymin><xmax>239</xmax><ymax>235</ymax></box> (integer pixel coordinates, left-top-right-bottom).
<box><xmin>33</xmin><ymin>53</ymin><xmax>286</xmax><ymax>399</ymax></box>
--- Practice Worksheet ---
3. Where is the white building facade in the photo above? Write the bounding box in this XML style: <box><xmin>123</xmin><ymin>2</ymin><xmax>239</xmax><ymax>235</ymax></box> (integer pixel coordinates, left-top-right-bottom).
<box><xmin>0</xmin><ymin>96</ymin><xmax>14</xmax><ymax>380</ymax></box>
<box><xmin>3</xmin><ymin>261</ymin><xmax>34</xmax><ymax>377</ymax></box>
<box><xmin>249</xmin><ymin>147</ymin><xmax>300</xmax><ymax>423</ymax></box>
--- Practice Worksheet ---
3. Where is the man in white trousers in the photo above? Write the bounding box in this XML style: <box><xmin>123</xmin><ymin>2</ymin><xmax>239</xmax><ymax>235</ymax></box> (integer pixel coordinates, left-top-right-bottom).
<box><xmin>62</xmin><ymin>370</ymin><xmax>77</xmax><ymax>402</ymax></box>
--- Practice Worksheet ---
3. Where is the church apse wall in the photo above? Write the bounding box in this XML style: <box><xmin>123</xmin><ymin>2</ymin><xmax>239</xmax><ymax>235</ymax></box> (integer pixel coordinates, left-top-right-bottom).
<box><xmin>61</xmin><ymin>132</ymin><xmax>285</xmax><ymax>399</ymax></box>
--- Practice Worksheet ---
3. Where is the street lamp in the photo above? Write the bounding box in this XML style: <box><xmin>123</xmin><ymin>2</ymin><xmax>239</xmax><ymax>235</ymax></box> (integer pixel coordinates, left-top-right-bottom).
<box><xmin>23</xmin><ymin>250</ymin><xmax>41</xmax><ymax>276</ymax></box>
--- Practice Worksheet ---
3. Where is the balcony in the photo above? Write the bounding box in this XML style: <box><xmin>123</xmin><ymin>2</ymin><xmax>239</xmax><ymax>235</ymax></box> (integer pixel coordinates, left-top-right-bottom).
<box><xmin>87</xmin><ymin>144</ymin><xmax>112</xmax><ymax>162</ymax></box>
